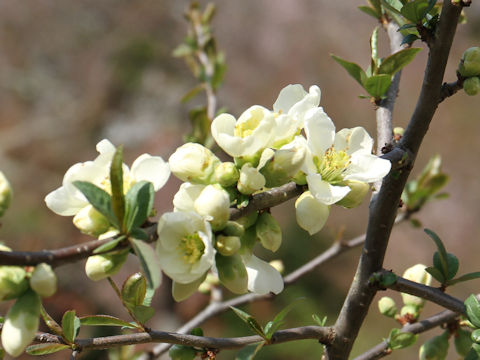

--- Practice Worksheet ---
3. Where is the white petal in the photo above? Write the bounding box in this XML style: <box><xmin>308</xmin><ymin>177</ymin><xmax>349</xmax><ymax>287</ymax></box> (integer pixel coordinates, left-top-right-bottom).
<box><xmin>273</xmin><ymin>84</ymin><xmax>308</xmax><ymax>113</ymax></box>
<box><xmin>94</xmin><ymin>139</ymin><xmax>116</xmax><ymax>167</ymax></box>
<box><xmin>62</xmin><ymin>161</ymin><xmax>108</xmax><ymax>197</ymax></box>
<box><xmin>245</xmin><ymin>255</ymin><xmax>284</xmax><ymax>295</ymax></box>
<box><xmin>295</xmin><ymin>191</ymin><xmax>330</xmax><ymax>235</ymax></box>
<box><xmin>131</xmin><ymin>154</ymin><xmax>170</xmax><ymax>191</ymax></box>
<box><xmin>306</xmin><ymin>174</ymin><xmax>350</xmax><ymax>205</ymax></box>
<box><xmin>287</xmin><ymin>85</ymin><xmax>321</xmax><ymax>124</ymax></box>
<box><xmin>257</xmin><ymin>148</ymin><xmax>275</xmax><ymax>170</ymax></box>
<box><xmin>44</xmin><ymin>187</ymin><xmax>87</xmax><ymax>216</ymax></box>
<box><xmin>305</xmin><ymin>108</ymin><xmax>335</xmax><ymax>156</ymax></box>
<box><xmin>173</xmin><ymin>183</ymin><xmax>205</xmax><ymax>212</ymax></box>
<box><xmin>334</xmin><ymin>127</ymin><xmax>373</xmax><ymax>155</ymax></box>
<box><xmin>344</xmin><ymin>154</ymin><xmax>391</xmax><ymax>182</ymax></box>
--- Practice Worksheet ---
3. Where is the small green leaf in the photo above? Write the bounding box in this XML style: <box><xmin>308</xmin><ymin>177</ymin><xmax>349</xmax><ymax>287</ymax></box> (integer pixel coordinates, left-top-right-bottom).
<box><xmin>130</xmin><ymin>239</ymin><xmax>162</xmax><ymax>289</ymax></box>
<box><xmin>124</xmin><ymin>181</ymin><xmax>154</xmax><ymax>232</ymax></box>
<box><xmin>378</xmin><ymin>48</ymin><xmax>421</xmax><ymax>75</ymax></box>
<box><xmin>382</xmin><ymin>0</ymin><xmax>403</xmax><ymax>13</ymax></box>
<box><xmin>388</xmin><ymin>328</ymin><xmax>418</xmax><ymax>350</ymax></box>
<box><xmin>73</xmin><ymin>181</ymin><xmax>118</xmax><ymax>228</ymax></box>
<box><xmin>26</xmin><ymin>344</ymin><xmax>71</xmax><ymax>355</ymax></box>
<box><xmin>433</xmin><ymin>252</ymin><xmax>458</xmax><ymax>281</ymax></box>
<box><xmin>401</xmin><ymin>0</ymin><xmax>430</xmax><ymax>22</ymax></box>
<box><xmin>409</xmin><ymin>218</ymin><xmax>422</xmax><ymax>228</ymax></box>
<box><xmin>425</xmin><ymin>229</ymin><xmax>449</xmax><ymax>278</ymax></box>
<box><xmin>364</xmin><ymin>74</ymin><xmax>392</xmax><ymax>99</ymax></box>
<box><xmin>235</xmin><ymin>342</ymin><xmax>264</xmax><ymax>360</ymax></box>
<box><xmin>181</xmin><ymin>84</ymin><xmax>204</xmax><ymax>103</ymax></box>
<box><xmin>465</xmin><ymin>295</ymin><xmax>480</xmax><ymax>328</ymax></box>
<box><xmin>62</xmin><ymin>310</ymin><xmax>80</xmax><ymax>344</ymax></box>
<box><xmin>455</xmin><ymin>328</ymin><xmax>473</xmax><ymax>357</ymax></box>
<box><xmin>191</xmin><ymin>327</ymin><xmax>203</xmax><ymax>336</ymax></box>
<box><xmin>93</xmin><ymin>235</ymin><xmax>126</xmax><ymax>254</ymax></box>
<box><xmin>448</xmin><ymin>272</ymin><xmax>480</xmax><ymax>286</ymax></box>
<box><xmin>330</xmin><ymin>55</ymin><xmax>367</xmax><ymax>86</ymax></box>
<box><xmin>40</xmin><ymin>306</ymin><xmax>63</xmax><ymax>336</ymax></box>
<box><xmin>426</xmin><ymin>266</ymin><xmax>445</xmax><ymax>284</ymax></box>
<box><xmin>79</xmin><ymin>315</ymin><xmax>138</xmax><ymax>329</ymax></box>
<box><xmin>312</xmin><ymin>314</ymin><xmax>327</xmax><ymax>326</ymax></box>
<box><xmin>358</xmin><ymin>6</ymin><xmax>381</xmax><ymax>19</ymax></box>
<box><xmin>172</xmin><ymin>43</ymin><xmax>195</xmax><ymax>58</ymax></box>
<box><xmin>212</xmin><ymin>52</ymin><xmax>227</xmax><ymax>90</ymax></box>
<box><xmin>110</xmin><ymin>146</ymin><xmax>125</xmax><ymax>230</ymax></box>
<box><xmin>230</xmin><ymin>306</ymin><xmax>267</xmax><ymax>340</ymax></box>
<box><xmin>132</xmin><ymin>305</ymin><xmax>155</xmax><ymax>324</ymax></box>
<box><xmin>401</xmin><ymin>33</ymin><xmax>420</xmax><ymax>46</ymax></box>
<box><xmin>379</xmin><ymin>271</ymin><xmax>398</xmax><ymax>287</ymax></box>
<box><xmin>264</xmin><ymin>298</ymin><xmax>305</xmax><ymax>340</ymax></box>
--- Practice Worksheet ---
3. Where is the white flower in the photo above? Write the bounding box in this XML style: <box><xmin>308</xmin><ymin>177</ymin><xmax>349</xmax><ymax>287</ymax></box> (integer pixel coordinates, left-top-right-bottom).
<box><xmin>244</xmin><ymin>255</ymin><xmax>284</xmax><ymax>295</ymax></box>
<box><xmin>173</xmin><ymin>183</ymin><xmax>230</xmax><ymax>231</ymax></box>
<box><xmin>295</xmin><ymin>191</ymin><xmax>330</xmax><ymax>235</ymax></box>
<box><xmin>169</xmin><ymin>143</ymin><xmax>220</xmax><ymax>184</ymax></box>
<box><xmin>156</xmin><ymin>212</ymin><xmax>215</xmax><ymax>284</ymax></box>
<box><xmin>45</xmin><ymin>139</ymin><xmax>170</xmax><ymax>229</ymax></box>
<box><xmin>237</xmin><ymin>163</ymin><xmax>266</xmax><ymax>195</ymax></box>
<box><xmin>401</xmin><ymin>264</ymin><xmax>432</xmax><ymax>307</ymax></box>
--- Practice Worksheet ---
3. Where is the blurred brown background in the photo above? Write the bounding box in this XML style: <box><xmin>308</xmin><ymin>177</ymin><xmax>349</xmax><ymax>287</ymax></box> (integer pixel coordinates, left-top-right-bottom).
<box><xmin>0</xmin><ymin>1</ymin><xmax>479</xmax><ymax>359</ymax></box>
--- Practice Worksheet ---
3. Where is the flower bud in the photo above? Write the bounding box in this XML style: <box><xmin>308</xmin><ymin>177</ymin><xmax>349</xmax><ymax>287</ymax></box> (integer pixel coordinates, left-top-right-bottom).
<box><xmin>1</xmin><ymin>290</ymin><xmax>41</xmax><ymax>357</ymax></box>
<box><xmin>194</xmin><ymin>185</ymin><xmax>230</xmax><ymax>231</ymax></box>
<box><xmin>400</xmin><ymin>304</ymin><xmax>420</xmax><ymax>320</ymax></box>
<box><xmin>458</xmin><ymin>47</ymin><xmax>480</xmax><ymax>77</ymax></box>
<box><xmin>222</xmin><ymin>221</ymin><xmax>245</xmax><ymax>237</ymax></box>
<box><xmin>393</xmin><ymin>127</ymin><xmax>404</xmax><ymax>137</ymax></box>
<box><xmin>401</xmin><ymin>264</ymin><xmax>432</xmax><ymax>307</ymax></box>
<box><xmin>0</xmin><ymin>171</ymin><xmax>13</xmax><ymax>218</ymax></box>
<box><xmin>256</xmin><ymin>212</ymin><xmax>282</xmax><ymax>252</ymax></box>
<box><xmin>169</xmin><ymin>143</ymin><xmax>220</xmax><ymax>184</ymax></box>
<box><xmin>215</xmin><ymin>162</ymin><xmax>240</xmax><ymax>187</ymax></box>
<box><xmin>73</xmin><ymin>205</ymin><xmax>111</xmax><ymax>237</ymax></box>
<box><xmin>121</xmin><ymin>272</ymin><xmax>147</xmax><ymax>309</ymax></box>
<box><xmin>216</xmin><ymin>235</ymin><xmax>241</xmax><ymax>256</ymax></box>
<box><xmin>85</xmin><ymin>249</ymin><xmax>129</xmax><ymax>281</ymax></box>
<box><xmin>472</xmin><ymin>329</ymin><xmax>480</xmax><ymax>343</ymax></box>
<box><xmin>378</xmin><ymin>296</ymin><xmax>397</xmax><ymax>318</ymax></box>
<box><xmin>169</xmin><ymin>344</ymin><xmax>196</xmax><ymax>360</ymax></box>
<box><xmin>419</xmin><ymin>331</ymin><xmax>449</xmax><ymax>360</ymax></box>
<box><xmin>463</xmin><ymin>76</ymin><xmax>480</xmax><ymax>96</ymax></box>
<box><xmin>335</xmin><ymin>180</ymin><xmax>370</xmax><ymax>208</ymax></box>
<box><xmin>30</xmin><ymin>263</ymin><xmax>57</xmax><ymax>298</ymax></box>
<box><xmin>0</xmin><ymin>264</ymin><xmax>29</xmax><ymax>301</ymax></box>
<box><xmin>237</xmin><ymin>164</ymin><xmax>265</xmax><ymax>195</ymax></box>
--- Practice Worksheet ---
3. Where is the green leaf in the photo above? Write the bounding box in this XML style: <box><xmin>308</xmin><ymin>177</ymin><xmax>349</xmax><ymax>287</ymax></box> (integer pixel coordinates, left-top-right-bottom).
<box><xmin>62</xmin><ymin>310</ymin><xmax>80</xmax><ymax>344</ymax></box>
<box><xmin>132</xmin><ymin>305</ymin><xmax>155</xmax><ymax>324</ymax></box>
<box><xmin>230</xmin><ymin>306</ymin><xmax>267</xmax><ymax>340</ymax></box>
<box><xmin>433</xmin><ymin>252</ymin><xmax>458</xmax><ymax>281</ymax></box>
<box><xmin>73</xmin><ymin>181</ymin><xmax>118</xmax><ymax>228</ymax></box>
<box><xmin>124</xmin><ymin>181</ymin><xmax>154</xmax><ymax>232</ymax></box>
<box><xmin>130</xmin><ymin>238</ymin><xmax>162</xmax><ymax>289</ymax></box>
<box><xmin>425</xmin><ymin>228</ymin><xmax>449</xmax><ymax>278</ymax></box>
<box><xmin>330</xmin><ymin>55</ymin><xmax>367</xmax><ymax>86</ymax></box>
<box><xmin>388</xmin><ymin>328</ymin><xmax>418</xmax><ymax>350</ymax></box>
<box><xmin>93</xmin><ymin>235</ymin><xmax>126</xmax><ymax>254</ymax></box>
<box><xmin>370</xmin><ymin>27</ymin><xmax>379</xmax><ymax>73</ymax></box>
<box><xmin>401</xmin><ymin>0</ymin><xmax>430</xmax><ymax>23</ymax></box>
<box><xmin>465</xmin><ymin>295</ymin><xmax>480</xmax><ymax>328</ymax></box>
<box><xmin>122</xmin><ymin>272</ymin><xmax>147</xmax><ymax>309</ymax></box>
<box><xmin>235</xmin><ymin>342</ymin><xmax>264</xmax><ymax>360</ymax></box>
<box><xmin>381</xmin><ymin>0</ymin><xmax>404</xmax><ymax>14</ymax></box>
<box><xmin>40</xmin><ymin>306</ymin><xmax>63</xmax><ymax>336</ymax></box>
<box><xmin>130</xmin><ymin>227</ymin><xmax>148</xmax><ymax>241</ymax></box>
<box><xmin>312</xmin><ymin>314</ymin><xmax>327</xmax><ymax>326</ymax></box>
<box><xmin>364</xmin><ymin>74</ymin><xmax>392</xmax><ymax>99</ymax></box>
<box><xmin>143</xmin><ymin>286</ymin><xmax>155</xmax><ymax>307</ymax></box>
<box><xmin>426</xmin><ymin>266</ymin><xmax>445</xmax><ymax>284</ymax></box>
<box><xmin>401</xmin><ymin>34</ymin><xmax>420</xmax><ymax>46</ymax></box>
<box><xmin>264</xmin><ymin>298</ymin><xmax>306</xmax><ymax>340</ymax></box>
<box><xmin>26</xmin><ymin>344</ymin><xmax>71</xmax><ymax>355</ymax></box>
<box><xmin>466</xmin><ymin>344</ymin><xmax>480</xmax><ymax>360</ymax></box>
<box><xmin>172</xmin><ymin>43</ymin><xmax>195</xmax><ymax>58</ymax></box>
<box><xmin>378</xmin><ymin>48</ymin><xmax>421</xmax><ymax>75</ymax></box>
<box><xmin>110</xmin><ymin>146</ymin><xmax>125</xmax><ymax>230</ymax></box>
<box><xmin>181</xmin><ymin>84</ymin><xmax>204</xmax><ymax>103</ymax></box>
<box><xmin>79</xmin><ymin>315</ymin><xmax>138</xmax><ymax>329</ymax></box>
<box><xmin>212</xmin><ymin>52</ymin><xmax>227</xmax><ymax>90</ymax></box>
<box><xmin>448</xmin><ymin>272</ymin><xmax>480</xmax><ymax>286</ymax></box>
<box><xmin>358</xmin><ymin>6</ymin><xmax>381</xmax><ymax>19</ymax></box>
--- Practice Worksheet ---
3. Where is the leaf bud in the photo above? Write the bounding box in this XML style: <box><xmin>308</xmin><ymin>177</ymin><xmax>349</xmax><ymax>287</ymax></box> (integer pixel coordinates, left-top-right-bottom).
<box><xmin>458</xmin><ymin>47</ymin><xmax>480</xmax><ymax>77</ymax></box>
<box><xmin>121</xmin><ymin>272</ymin><xmax>147</xmax><ymax>309</ymax></box>
<box><xmin>30</xmin><ymin>263</ymin><xmax>57</xmax><ymax>298</ymax></box>
<box><xmin>378</xmin><ymin>296</ymin><xmax>397</xmax><ymax>318</ymax></box>
<box><xmin>0</xmin><ymin>171</ymin><xmax>13</xmax><ymax>218</ymax></box>
<box><xmin>85</xmin><ymin>249</ymin><xmax>129</xmax><ymax>281</ymax></box>
<box><xmin>169</xmin><ymin>143</ymin><xmax>220</xmax><ymax>184</ymax></box>
<box><xmin>215</xmin><ymin>162</ymin><xmax>239</xmax><ymax>187</ymax></box>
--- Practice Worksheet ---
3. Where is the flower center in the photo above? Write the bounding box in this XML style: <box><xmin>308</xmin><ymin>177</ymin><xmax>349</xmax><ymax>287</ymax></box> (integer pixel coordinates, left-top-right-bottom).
<box><xmin>234</xmin><ymin>108</ymin><xmax>264</xmax><ymax>138</ymax></box>
<box><xmin>314</xmin><ymin>148</ymin><xmax>350</xmax><ymax>184</ymax></box>
<box><xmin>179</xmin><ymin>232</ymin><xmax>205</xmax><ymax>264</ymax></box>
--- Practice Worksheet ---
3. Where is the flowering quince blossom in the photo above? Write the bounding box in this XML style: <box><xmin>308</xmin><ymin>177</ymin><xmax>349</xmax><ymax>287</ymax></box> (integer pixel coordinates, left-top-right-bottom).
<box><xmin>295</xmin><ymin>108</ymin><xmax>391</xmax><ymax>235</ymax></box>
<box><xmin>211</xmin><ymin>84</ymin><xmax>320</xmax><ymax>158</ymax></box>
<box><xmin>243</xmin><ymin>254</ymin><xmax>284</xmax><ymax>295</ymax></box>
<box><xmin>44</xmin><ymin>139</ymin><xmax>170</xmax><ymax>233</ymax></box>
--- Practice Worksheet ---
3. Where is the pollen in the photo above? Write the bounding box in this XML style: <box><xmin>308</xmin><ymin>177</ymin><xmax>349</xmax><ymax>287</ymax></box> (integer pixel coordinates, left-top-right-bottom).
<box><xmin>179</xmin><ymin>232</ymin><xmax>205</xmax><ymax>264</ymax></box>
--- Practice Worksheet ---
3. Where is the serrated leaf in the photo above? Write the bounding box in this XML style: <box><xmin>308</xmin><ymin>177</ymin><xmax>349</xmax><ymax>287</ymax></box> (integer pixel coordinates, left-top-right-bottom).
<box><xmin>378</xmin><ymin>48</ymin><xmax>421</xmax><ymax>76</ymax></box>
<box><xmin>401</xmin><ymin>0</ymin><xmax>430</xmax><ymax>23</ymax></box>
<box><xmin>62</xmin><ymin>310</ymin><xmax>80</xmax><ymax>344</ymax></box>
<box><xmin>181</xmin><ymin>84</ymin><xmax>204</xmax><ymax>103</ymax></box>
<box><xmin>426</xmin><ymin>266</ymin><xmax>445</xmax><ymax>283</ymax></box>
<box><xmin>330</xmin><ymin>55</ymin><xmax>367</xmax><ymax>87</ymax></box>
<box><xmin>230</xmin><ymin>306</ymin><xmax>267</xmax><ymax>340</ymax></box>
<box><xmin>359</xmin><ymin>6</ymin><xmax>381</xmax><ymax>19</ymax></box>
<box><xmin>93</xmin><ymin>235</ymin><xmax>126</xmax><ymax>254</ymax></box>
<box><xmin>130</xmin><ymin>239</ymin><xmax>162</xmax><ymax>289</ymax></box>
<box><xmin>110</xmin><ymin>146</ymin><xmax>125</xmax><ymax>230</ymax></box>
<box><xmin>132</xmin><ymin>305</ymin><xmax>155</xmax><ymax>324</ymax></box>
<box><xmin>26</xmin><ymin>344</ymin><xmax>71</xmax><ymax>355</ymax></box>
<box><xmin>364</xmin><ymin>74</ymin><xmax>392</xmax><ymax>98</ymax></box>
<box><xmin>73</xmin><ymin>181</ymin><xmax>118</xmax><ymax>228</ymax></box>
<box><xmin>465</xmin><ymin>295</ymin><xmax>480</xmax><ymax>328</ymax></box>
<box><xmin>124</xmin><ymin>181</ymin><xmax>154</xmax><ymax>233</ymax></box>
<box><xmin>448</xmin><ymin>272</ymin><xmax>480</xmax><ymax>286</ymax></box>
<box><xmin>388</xmin><ymin>328</ymin><xmax>418</xmax><ymax>350</ymax></box>
<box><xmin>235</xmin><ymin>342</ymin><xmax>264</xmax><ymax>360</ymax></box>
<box><xmin>425</xmin><ymin>229</ymin><xmax>449</xmax><ymax>278</ymax></box>
<box><xmin>79</xmin><ymin>315</ymin><xmax>138</xmax><ymax>329</ymax></box>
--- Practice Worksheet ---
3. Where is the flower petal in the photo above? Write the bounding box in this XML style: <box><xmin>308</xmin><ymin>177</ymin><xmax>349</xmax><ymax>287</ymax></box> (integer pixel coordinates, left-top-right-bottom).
<box><xmin>173</xmin><ymin>183</ymin><xmax>205</xmax><ymax>212</ymax></box>
<box><xmin>344</xmin><ymin>154</ymin><xmax>391</xmax><ymax>182</ymax></box>
<box><xmin>131</xmin><ymin>154</ymin><xmax>170</xmax><ymax>191</ymax></box>
<box><xmin>295</xmin><ymin>191</ymin><xmax>330</xmax><ymax>235</ymax></box>
<box><xmin>334</xmin><ymin>127</ymin><xmax>373</xmax><ymax>155</ymax></box>
<box><xmin>172</xmin><ymin>273</ymin><xmax>207</xmax><ymax>302</ymax></box>
<box><xmin>305</xmin><ymin>108</ymin><xmax>335</xmax><ymax>156</ymax></box>
<box><xmin>306</xmin><ymin>174</ymin><xmax>350</xmax><ymax>205</ymax></box>
<box><xmin>45</xmin><ymin>187</ymin><xmax>87</xmax><ymax>216</ymax></box>
<box><xmin>273</xmin><ymin>84</ymin><xmax>308</xmax><ymax>114</ymax></box>
<box><xmin>244</xmin><ymin>255</ymin><xmax>284</xmax><ymax>295</ymax></box>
